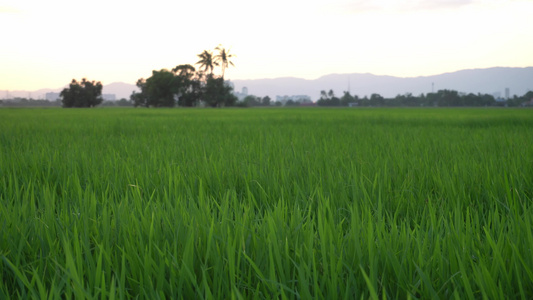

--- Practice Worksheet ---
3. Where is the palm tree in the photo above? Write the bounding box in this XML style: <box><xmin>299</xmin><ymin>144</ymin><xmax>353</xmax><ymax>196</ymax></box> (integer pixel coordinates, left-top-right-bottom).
<box><xmin>195</xmin><ymin>50</ymin><xmax>217</xmax><ymax>75</ymax></box>
<box><xmin>214</xmin><ymin>45</ymin><xmax>235</xmax><ymax>79</ymax></box>
<box><xmin>320</xmin><ymin>90</ymin><xmax>328</xmax><ymax>100</ymax></box>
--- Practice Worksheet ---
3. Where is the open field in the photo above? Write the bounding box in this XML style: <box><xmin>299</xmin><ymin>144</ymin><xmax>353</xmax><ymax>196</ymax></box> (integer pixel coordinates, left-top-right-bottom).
<box><xmin>1</xmin><ymin>108</ymin><xmax>532</xmax><ymax>299</ymax></box>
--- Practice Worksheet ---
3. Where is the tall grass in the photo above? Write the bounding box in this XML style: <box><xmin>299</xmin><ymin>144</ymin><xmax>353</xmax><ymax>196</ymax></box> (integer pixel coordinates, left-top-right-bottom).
<box><xmin>1</xmin><ymin>108</ymin><xmax>532</xmax><ymax>298</ymax></box>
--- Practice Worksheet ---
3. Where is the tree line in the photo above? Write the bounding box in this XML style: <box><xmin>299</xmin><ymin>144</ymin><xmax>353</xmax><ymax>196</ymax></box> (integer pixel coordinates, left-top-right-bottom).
<box><xmin>5</xmin><ymin>88</ymin><xmax>531</xmax><ymax>108</ymax></box>
<box><xmin>130</xmin><ymin>46</ymin><xmax>236</xmax><ymax>108</ymax></box>
<box><xmin>58</xmin><ymin>46</ymin><xmax>236</xmax><ymax>108</ymax></box>
<box><xmin>0</xmin><ymin>98</ymin><xmax>134</xmax><ymax>107</ymax></box>
<box><xmin>316</xmin><ymin>89</ymin><xmax>533</xmax><ymax>107</ymax></box>
<box><xmin>50</xmin><ymin>50</ymin><xmax>532</xmax><ymax>108</ymax></box>
<box><xmin>0</xmin><ymin>98</ymin><xmax>61</xmax><ymax>107</ymax></box>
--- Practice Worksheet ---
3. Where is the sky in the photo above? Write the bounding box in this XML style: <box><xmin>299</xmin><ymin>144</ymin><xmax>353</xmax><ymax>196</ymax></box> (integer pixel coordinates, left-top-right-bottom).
<box><xmin>1</xmin><ymin>0</ymin><xmax>533</xmax><ymax>91</ymax></box>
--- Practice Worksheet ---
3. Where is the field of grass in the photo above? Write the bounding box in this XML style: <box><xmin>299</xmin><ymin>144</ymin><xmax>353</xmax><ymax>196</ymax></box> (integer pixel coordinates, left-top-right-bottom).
<box><xmin>1</xmin><ymin>107</ymin><xmax>532</xmax><ymax>299</ymax></box>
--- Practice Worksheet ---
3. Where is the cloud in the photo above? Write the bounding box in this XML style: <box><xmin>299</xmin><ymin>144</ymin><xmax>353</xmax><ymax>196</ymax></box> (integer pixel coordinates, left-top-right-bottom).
<box><xmin>412</xmin><ymin>0</ymin><xmax>474</xmax><ymax>10</ymax></box>
<box><xmin>325</xmin><ymin>0</ymin><xmax>474</xmax><ymax>14</ymax></box>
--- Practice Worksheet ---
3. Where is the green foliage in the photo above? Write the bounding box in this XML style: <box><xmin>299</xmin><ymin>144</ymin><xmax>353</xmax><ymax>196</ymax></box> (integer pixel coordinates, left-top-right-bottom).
<box><xmin>130</xmin><ymin>78</ymin><xmax>148</xmax><ymax>107</ymax></box>
<box><xmin>242</xmin><ymin>95</ymin><xmax>261</xmax><ymax>107</ymax></box>
<box><xmin>202</xmin><ymin>75</ymin><xmax>237</xmax><ymax>107</ymax></box>
<box><xmin>130</xmin><ymin>46</ymin><xmax>236</xmax><ymax>108</ymax></box>
<box><xmin>172</xmin><ymin>64</ymin><xmax>204</xmax><ymax>107</ymax></box>
<box><xmin>507</xmin><ymin>91</ymin><xmax>533</xmax><ymax>107</ymax></box>
<box><xmin>60</xmin><ymin>78</ymin><xmax>103</xmax><ymax>108</ymax></box>
<box><xmin>196</xmin><ymin>50</ymin><xmax>217</xmax><ymax>75</ymax></box>
<box><xmin>239</xmin><ymin>95</ymin><xmax>271</xmax><ymax>107</ymax></box>
<box><xmin>1</xmin><ymin>108</ymin><xmax>533</xmax><ymax>298</ymax></box>
<box><xmin>285</xmin><ymin>99</ymin><xmax>300</xmax><ymax>106</ymax></box>
<box><xmin>116</xmin><ymin>98</ymin><xmax>132</xmax><ymax>106</ymax></box>
<box><xmin>0</xmin><ymin>98</ymin><xmax>61</xmax><ymax>107</ymax></box>
<box><xmin>214</xmin><ymin>45</ymin><xmax>235</xmax><ymax>79</ymax></box>
<box><xmin>131</xmin><ymin>66</ymin><xmax>203</xmax><ymax>108</ymax></box>
<box><xmin>317</xmin><ymin>89</ymin><xmax>526</xmax><ymax>107</ymax></box>
<box><xmin>317</xmin><ymin>89</ymin><xmax>341</xmax><ymax>106</ymax></box>
<box><xmin>340</xmin><ymin>91</ymin><xmax>357</xmax><ymax>106</ymax></box>
<box><xmin>145</xmin><ymin>69</ymin><xmax>179</xmax><ymax>107</ymax></box>
<box><xmin>369</xmin><ymin>93</ymin><xmax>385</xmax><ymax>106</ymax></box>
<box><xmin>262</xmin><ymin>96</ymin><xmax>271</xmax><ymax>106</ymax></box>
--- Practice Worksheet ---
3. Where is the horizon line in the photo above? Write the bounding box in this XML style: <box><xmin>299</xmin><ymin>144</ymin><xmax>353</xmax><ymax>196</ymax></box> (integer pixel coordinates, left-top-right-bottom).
<box><xmin>2</xmin><ymin>66</ymin><xmax>532</xmax><ymax>92</ymax></box>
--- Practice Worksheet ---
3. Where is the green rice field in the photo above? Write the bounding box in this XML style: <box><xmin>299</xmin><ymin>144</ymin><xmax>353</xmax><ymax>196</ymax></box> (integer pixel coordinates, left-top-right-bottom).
<box><xmin>1</xmin><ymin>108</ymin><xmax>532</xmax><ymax>299</ymax></box>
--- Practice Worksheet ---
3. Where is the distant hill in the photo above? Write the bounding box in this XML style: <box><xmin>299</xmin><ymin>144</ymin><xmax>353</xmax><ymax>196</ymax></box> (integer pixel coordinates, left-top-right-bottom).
<box><xmin>231</xmin><ymin>67</ymin><xmax>533</xmax><ymax>100</ymax></box>
<box><xmin>2</xmin><ymin>67</ymin><xmax>532</xmax><ymax>101</ymax></box>
<box><xmin>1</xmin><ymin>82</ymin><xmax>140</xmax><ymax>100</ymax></box>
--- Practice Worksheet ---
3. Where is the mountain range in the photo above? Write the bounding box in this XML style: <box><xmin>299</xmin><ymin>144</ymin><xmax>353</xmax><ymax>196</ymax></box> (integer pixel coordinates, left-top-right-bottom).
<box><xmin>231</xmin><ymin>67</ymin><xmax>533</xmax><ymax>100</ymax></box>
<box><xmin>2</xmin><ymin>67</ymin><xmax>532</xmax><ymax>101</ymax></box>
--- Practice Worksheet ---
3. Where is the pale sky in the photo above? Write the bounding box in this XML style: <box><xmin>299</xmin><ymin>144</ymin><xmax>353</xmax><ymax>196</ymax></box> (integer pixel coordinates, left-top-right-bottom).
<box><xmin>1</xmin><ymin>0</ymin><xmax>532</xmax><ymax>91</ymax></box>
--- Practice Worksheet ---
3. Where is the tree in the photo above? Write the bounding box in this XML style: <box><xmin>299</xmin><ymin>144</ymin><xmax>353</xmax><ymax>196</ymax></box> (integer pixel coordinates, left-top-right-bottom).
<box><xmin>285</xmin><ymin>99</ymin><xmax>300</xmax><ymax>106</ymax></box>
<box><xmin>478</xmin><ymin>93</ymin><xmax>496</xmax><ymax>106</ymax></box>
<box><xmin>172</xmin><ymin>64</ymin><xmax>196</xmax><ymax>78</ymax></box>
<box><xmin>214</xmin><ymin>45</ymin><xmax>235</xmax><ymax>79</ymax></box>
<box><xmin>60</xmin><ymin>78</ymin><xmax>103</xmax><ymax>108</ymax></box>
<box><xmin>506</xmin><ymin>90</ymin><xmax>533</xmax><ymax>107</ymax></box>
<box><xmin>317</xmin><ymin>89</ymin><xmax>341</xmax><ymax>106</ymax></box>
<box><xmin>195</xmin><ymin>50</ymin><xmax>217</xmax><ymax>75</ymax></box>
<box><xmin>117</xmin><ymin>98</ymin><xmax>132</xmax><ymax>106</ymax></box>
<box><xmin>340</xmin><ymin>91</ymin><xmax>354</xmax><ymax>106</ymax></box>
<box><xmin>330</xmin><ymin>97</ymin><xmax>341</xmax><ymax>106</ymax></box>
<box><xmin>521</xmin><ymin>91</ymin><xmax>533</xmax><ymax>106</ymax></box>
<box><xmin>173</xmin><ymin>64</ymin><xmax>202</xmax><ymax>107</ymax></box>
<box><xmin>131</xmin><ymin>78</ymin><xmax>148</xmax><ymax>107</ymax></box>
<box><xmin>177</xmin><ymin>72</ymin><xmax>203</xmax><ymax>107</ymax></box>
<box><xmin>202</xmin><ymin>75</ymin><xmax>237</xmax><ymax>107</ymax></box>
<box><xmin>143</xmin><ymin>69</ymin><xmax>180</xmax><ymax>107</ymax></box>
<box><xmin>261</xmin><ymin>96</ymin><xmax>271</xmax><ymax>106</ymax></box>
<box><xmin>393</xmin><ymin>93</ymin><xmax>417</xmax><ymax>106</ymax></box>
<box><xmin>242</xmin><ymin>95</ymin><xmax>259</xmax><ymax>107</ymax></box>
<box><xmin>435</xmin><ymin>90</ymin><xmax>461</xmax><ymax>106</ymax></box>
<box><xmin>130</xmin><ymin>47</ymin><xmax>238</xmax><ymax>108</ymax></box>
<box><xmin>369</xmin><ymin>93</ymin><xmax>385</xmax><ymax>106</ymax></box>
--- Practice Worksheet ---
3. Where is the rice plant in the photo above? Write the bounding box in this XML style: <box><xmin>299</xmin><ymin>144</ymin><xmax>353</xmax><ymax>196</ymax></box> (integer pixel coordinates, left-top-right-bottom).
<box><xmin>1</xmin><ymin>107</ymin><xmax>532</xmax><ymax>299</ymax></box>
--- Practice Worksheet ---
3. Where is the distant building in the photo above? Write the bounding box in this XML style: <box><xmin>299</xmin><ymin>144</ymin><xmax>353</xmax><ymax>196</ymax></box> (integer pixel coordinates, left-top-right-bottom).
<box><xmin>45</xmin><ymin>92</ymin><xmax>61</xmax><ymax>101</ymax></box>
<box><xmin>505</xmin><ymin>88</ymin><xmax>510</xmax><ymax>99</ymax></box>
<box><xmin>233</xmin><ymin>87</ymin><xmax>249</xmax><ymax>101</ymax></box>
